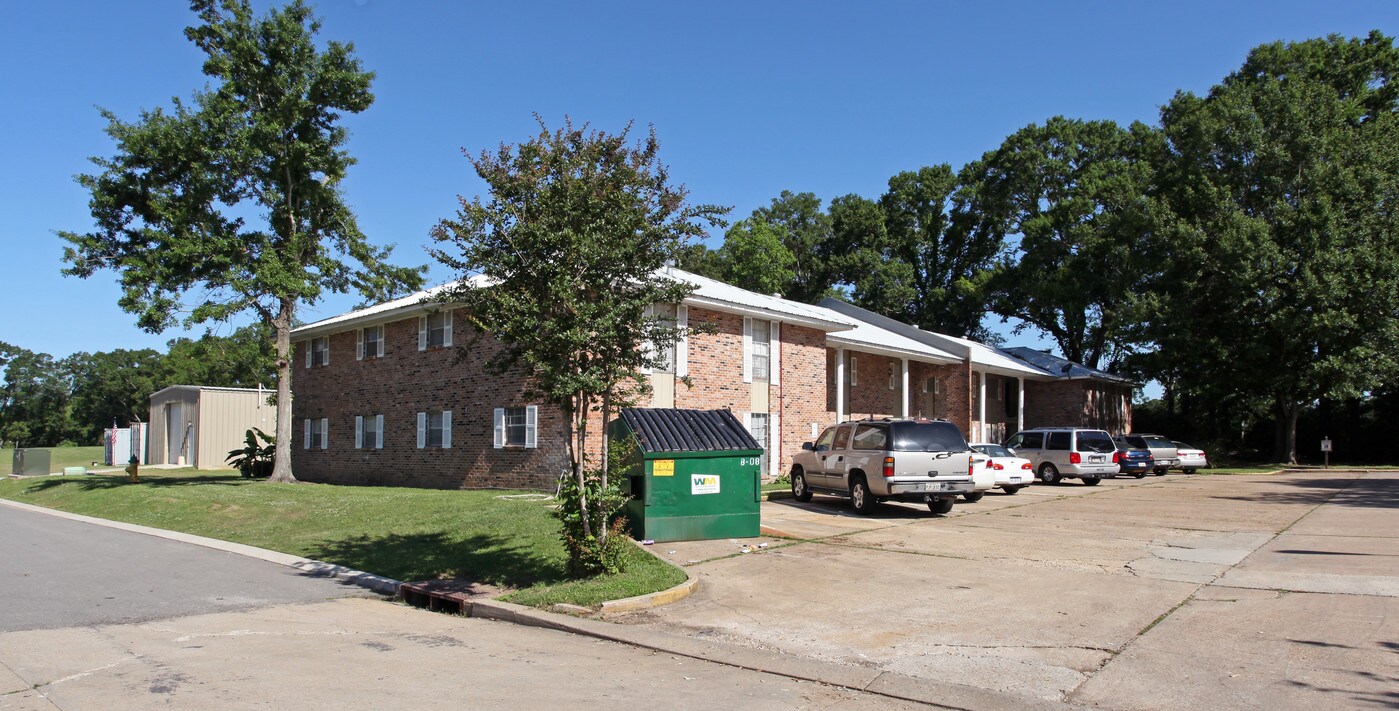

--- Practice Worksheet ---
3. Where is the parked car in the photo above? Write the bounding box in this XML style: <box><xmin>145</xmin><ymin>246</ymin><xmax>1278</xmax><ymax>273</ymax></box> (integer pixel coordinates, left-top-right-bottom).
<box><xmin>1003</xmin><ymin>427</ymin><xmax>1120</xmax><ymax>485</ymax></box>
<box><xmin>792</xmin><ymin>418</ymin><xmax>981</xmax><ymax>515</ymax></box>
<box><xmin>970</xmin><ymin>443</ymin><xmax>1034</xmax><ymax>494</ymax></box>
<box><xmin>1110</xmin><ymin>437</ymin><xmax>1155</xmax><ymax>478</ymax></box>
<box><xmin>1172</xmin><ymin>442</ymin><xmax>1208</xmax><ymax>473</ymax></box>
<box><xmin>1115</xmin><ymin>434</ymin><xmax>1179</xmax><ymax>475</ymax></box>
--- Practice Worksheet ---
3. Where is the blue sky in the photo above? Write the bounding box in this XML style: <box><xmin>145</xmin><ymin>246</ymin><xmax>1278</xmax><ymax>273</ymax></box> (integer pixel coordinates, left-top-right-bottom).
<box><xmin>3</xmin><ymin>1</ymin><xmax>1395</xmax><ymax>376</ymax></box>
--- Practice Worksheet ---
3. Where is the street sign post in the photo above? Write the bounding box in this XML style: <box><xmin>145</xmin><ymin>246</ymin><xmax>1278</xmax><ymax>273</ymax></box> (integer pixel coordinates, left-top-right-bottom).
<box><xmin>1321</xmin><ymin>437</ymin><xmax>1332</xmax><ymax>469</ymax></box>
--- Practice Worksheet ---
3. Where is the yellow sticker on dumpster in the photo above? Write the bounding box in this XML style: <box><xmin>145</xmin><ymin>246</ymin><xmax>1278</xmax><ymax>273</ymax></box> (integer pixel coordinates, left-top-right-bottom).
<box><xmin>653</xmin><ymin>459</ymin><xmax>675</xmax><ymax>477</ymax></box>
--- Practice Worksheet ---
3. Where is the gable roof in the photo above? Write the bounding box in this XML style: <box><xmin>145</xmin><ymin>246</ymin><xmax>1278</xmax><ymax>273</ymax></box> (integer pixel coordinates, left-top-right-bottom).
<box><xmin>292</xmin><ymin>269</ymin><xmax>856</xmax><ymax>339</ymax></box>
<box><xmin>1002</xmin><ymin>347</ymin><xmax>1139</xmax><ymax>386</ymax></box>
<box><xmin>817</xmin><ymin>298</ymin><xmax>1055</xmax><ymax>379</ymax></box>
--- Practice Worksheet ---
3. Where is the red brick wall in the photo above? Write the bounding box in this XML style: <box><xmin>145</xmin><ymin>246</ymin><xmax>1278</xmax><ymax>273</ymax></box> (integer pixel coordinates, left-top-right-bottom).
<box><xmin>1022</xmin><ymin>380</ymin><xmax>1134</xmax><ymax>434</ymax></box>
<box><xmin>776</xmin><ymin>324</ymin><xmax>828</xmax><ymax>476</ymax></box>
<box><xmin>292</xmin><ymin>313</ymin><xmax>567</xmax><ymax>490</ymax></box>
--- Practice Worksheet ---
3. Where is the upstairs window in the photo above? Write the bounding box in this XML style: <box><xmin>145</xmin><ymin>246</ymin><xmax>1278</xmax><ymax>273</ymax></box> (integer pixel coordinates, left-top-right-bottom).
<box><xmin>751</xmin><ymin>319</ymin><xmax>771</xmax><ymax>381</ymax></box>
<box><xmin>419</xmin><ymin>311</ymin><xmax>453</xmax><ymax>351</ymax></box>
<box><xmin>358</xmin><ymin>325</ymin><xmax>384</xmax><ymax>360</ymax></box>
<box><xmin>305</xmin><ymin>336</ymin><xmax>329</xmax><ymax>368</ymax></box>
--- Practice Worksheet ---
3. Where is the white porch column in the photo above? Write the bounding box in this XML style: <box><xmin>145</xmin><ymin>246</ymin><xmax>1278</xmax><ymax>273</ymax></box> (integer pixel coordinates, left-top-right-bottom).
<box><xmin>977</xmin><ymin>370</ymin><xmax>987</xmax><ymax>442</ymax></box>
<box><xmin>835</xmin><ymin>347</ymin><xmax>846</xmax><ymax>423</ymax></box>
<box><xmin>901</xmin><ymin>358</ymin><xmax>910</xmax><ymax>418</ymax></box>
<box><xmin>1017</xmin><ymin>377</ymin><xmax>1025</xmax><ymax>434</ymax></box>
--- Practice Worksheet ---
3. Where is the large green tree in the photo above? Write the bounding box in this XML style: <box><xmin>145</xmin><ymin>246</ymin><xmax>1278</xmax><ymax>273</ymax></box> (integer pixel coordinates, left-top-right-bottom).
<box><xmin>827</xmin><ymin>165</ymin><xmax>1001</xmax><ymax>339</ymax></box>
<box><xmin>430</xmin><ymin>118</ymin><xmax>728</xmax><ymax>575</ymax></box>
<box><xmin>64</xmin><ymin>348</ymin><xmax>164</xmax><ymax>443</ymax></box>
<box><xmin>0</xmin><ymin>344</ymin><xmax>75</xmax><ymax>447</ymax></box>
<box><xmin>160</xmin><ymin>323</ymin><xmax>275</xmax><ymax>390</ymax></box>
<box><xmin>960</xmin><ymin>117</ymin><xmax>1159</xmax><ymax>368</ymax></box>
<box><xmin>59</xmin><ymin>0</ymin><xmax>423</xmax><ymax>482</ymax></box>
<box><xmin>750</xmin><ymin>191</ymin><xmax>837</xmax><ymax>302</ymax></box>
<box><xmin>711</xmin><ymin>218</ymin><xmax>796</xmax><ymax>295</ymax></box>
<box><xmin>1153</xmin><ymin>32</ymin><xmax>1399</xmax><ymax>463</ymax></box>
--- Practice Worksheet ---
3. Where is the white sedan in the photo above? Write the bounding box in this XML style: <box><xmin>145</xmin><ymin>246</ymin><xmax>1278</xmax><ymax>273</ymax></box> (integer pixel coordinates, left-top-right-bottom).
<box><xmin>970</xmin><ymin>443</ymin><xmax>1035</xmax><ymax>494</ymax></box>
<box><xmin>1173</xmin><ymin>442</ymin><xmax>1208</xmax><ymax>473</ymax></box>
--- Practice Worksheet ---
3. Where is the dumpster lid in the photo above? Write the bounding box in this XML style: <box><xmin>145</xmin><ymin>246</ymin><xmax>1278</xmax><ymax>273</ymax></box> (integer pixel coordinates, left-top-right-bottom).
<box><xmin>618</xmin><ymin>408</ymin><xmax>762</xmax><ymax>453</ymax></box>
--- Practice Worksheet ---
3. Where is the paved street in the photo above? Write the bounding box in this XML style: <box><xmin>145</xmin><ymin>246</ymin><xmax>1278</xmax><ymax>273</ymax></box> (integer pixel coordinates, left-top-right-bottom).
<box><xmin>0</xmin><ymin>505</ymin><xmax>360</xmax><ymax>632</ymax></box>
<box><xmin>618</xmin><ymin>471</ymin><xmax>1399</xmax><ymax>710</ymax></box>
<box><xmin>0</xmin><ymin>503</ymin><xmax>929</xmax><ymax>710</ymax></box>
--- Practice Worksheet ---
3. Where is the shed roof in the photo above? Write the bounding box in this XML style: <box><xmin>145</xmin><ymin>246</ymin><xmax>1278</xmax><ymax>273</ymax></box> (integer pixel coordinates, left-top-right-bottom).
<box><xmin>149</xmin><ymin>385</ymin><xmax>272</xmax><ymax>400</ymax></box>
<box><xmin>618</xmin><ymin>408</ymin><xmax>761</xmax><ymax>453</ymax></box>
<box><xmin>1002</xmin><ymin>347</ymin><xmax>1140</xmax><ymax>386</ymax></box>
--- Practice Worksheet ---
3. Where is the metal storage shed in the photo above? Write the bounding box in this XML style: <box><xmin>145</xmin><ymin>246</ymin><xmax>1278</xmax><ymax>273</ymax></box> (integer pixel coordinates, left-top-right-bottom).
<box><xmin>147</xmin><ymin>386</ymin><xmax>276</xmax><ymax>469</ymax></box>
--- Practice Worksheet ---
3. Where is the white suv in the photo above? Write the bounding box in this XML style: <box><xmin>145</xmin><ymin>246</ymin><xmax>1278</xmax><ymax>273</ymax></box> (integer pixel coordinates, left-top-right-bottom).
<box><xmin>1004</xmin><ymin>427</ymin><xmax>1120</xmax><ymax>485</ymax></box>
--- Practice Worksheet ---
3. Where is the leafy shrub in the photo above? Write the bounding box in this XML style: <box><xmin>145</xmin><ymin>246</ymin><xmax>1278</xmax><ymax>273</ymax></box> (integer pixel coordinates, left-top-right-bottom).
<box><xmin>226</xmin><ymin>427</ymin><xmax>275</xmax><ymax>477</ymax></box>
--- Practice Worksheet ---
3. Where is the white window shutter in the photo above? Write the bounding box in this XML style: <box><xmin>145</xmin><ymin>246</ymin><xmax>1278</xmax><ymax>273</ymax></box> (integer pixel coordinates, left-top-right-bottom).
<box><xmin>304</xmin><ymin>342</ymin><xmax>312</xmax><ymax>369</ymax></box>
<box><xmin>375</xmin><ymin>415</ymin><xmax>384</xmax><ymax>449</ymax></box>
<box><xmin>676</xmin><ymin>305</ymin><xmax>688</xmax><ymax>377</ymax></box>
<box><xmin>922</xmin><ymin>377</ymin><xmax>929</xmax><ymax>394</ymax></box>
<box><xmin>770</xmin><ymin>321</ymin><xmax>781</xmax><ymax>385</ymax></box>
<box><xmin>319</xmin><ymin>418</ymin><xmax>328</xmax><ymax>449</ymax></box>
<box><xmin>742</xmin><ymin>317</ymin><xmax>753</xmax><ymax>383</ymax></box>
<box><xmin>444</xmin><ymin>310</ymin><xmax>454</xmax><ymax>347</ymax></box>
<box><xmin>323</xmin><ymin>340</ymin><xmax>329</xmax><ymax>366</ymax></box>
<box><xmin>356</xmin><ymin>330</ymin><xmax>364</xmax><ymax>361</ymax></box>
<box><xmin>303</xmin><ymin>419</ymin><xmax>312</xmax><ymax>449</ymax></box>
<box><xmin>355</xmin><ymin>416</ymin><xmax>363</xmax><ymax>449</ymax></box>
<box><xmin>418</xmin><ymin>316</ymin><xmax>427</xmax><ymax>351</ymax></box>
<box><xmin>889</xmin><ymin>363</ymin><xmax>896</xmax><ymax>391</ymax></box>
<box><xmin>742</xmin><ymin>412</ymin><xmax>751</xmax><ymax>434</ymax></box>
<box><xmin>441</xmin><ymin>410</ymin><xmax>452</xmax><ymax>449</ymax></box>
<box><xmin>416</xmin><ymin>412</ymin><xmax>427</xmax><ymax>449</ymax></box>
<box><xmin>851</xmin><ymin>355</ymin><xmax>859</xmax><ymax>387</ymax></box>
<box><xmin>377</xmin><ymin>326</ymin><xmax>385</xmax><ymax>357</ymax></box>
<box><xmin>640</xmin><ymin>305</ymin><xmax>654</xmax><ymax>375</ymax></box>
<box><xmin>493</xmin><ymin>408</ymin><xmax>505</xmax><ymax>449</ymax></box>
<box><xmin>525</xmin><ymin>405</ymin><xmax>538</xmax><ymax>449</ymax></box>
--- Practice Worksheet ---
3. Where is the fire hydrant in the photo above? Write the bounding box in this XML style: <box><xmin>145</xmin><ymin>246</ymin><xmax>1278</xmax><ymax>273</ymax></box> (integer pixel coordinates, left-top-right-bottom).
<box><xmin>125</xmin><ymin>456</ymin><xmax>140</xmax><ymax>483</ymax></box>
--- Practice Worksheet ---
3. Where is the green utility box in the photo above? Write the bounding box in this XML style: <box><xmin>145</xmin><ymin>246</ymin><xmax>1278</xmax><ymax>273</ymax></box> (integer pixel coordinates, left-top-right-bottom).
<box><xmin>610</xmin><ymin>408</ymin><xmax>763</xmax><ymax>543</ymax></box>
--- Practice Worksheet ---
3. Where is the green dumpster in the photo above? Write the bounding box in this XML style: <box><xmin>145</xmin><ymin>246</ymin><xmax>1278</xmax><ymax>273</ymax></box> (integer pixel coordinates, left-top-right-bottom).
<box><xmin>610</xmin><ymin>408</ymin><xmax>763</xmax><ymax>542</ymax></box>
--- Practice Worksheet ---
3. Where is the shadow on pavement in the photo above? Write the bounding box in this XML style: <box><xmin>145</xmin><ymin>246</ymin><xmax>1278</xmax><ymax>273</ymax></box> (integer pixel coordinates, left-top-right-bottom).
<box><xmin>1211</xmin><ymin>477</ymin><xmax>1399</xmax><ymax>509</ymax></box>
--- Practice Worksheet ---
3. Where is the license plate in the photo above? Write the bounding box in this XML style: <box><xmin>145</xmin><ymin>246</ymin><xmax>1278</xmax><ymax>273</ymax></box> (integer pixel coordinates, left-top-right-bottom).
<box><xmin>1089</xmin><ymin>455</ymin><xmax>1105</xmax><ymax>463</ymax></box>
<box><xmin>1010</xmin><ymin>477</ymin><xmax>1021</xmax><ymax>483</ymax></box>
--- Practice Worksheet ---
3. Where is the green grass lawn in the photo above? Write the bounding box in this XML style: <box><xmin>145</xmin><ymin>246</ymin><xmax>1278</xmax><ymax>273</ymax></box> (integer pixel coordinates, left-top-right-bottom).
<box><xmin>0</xmin><ymin>470</ymin><xmax>685</xmax><ymax>608</ymax></box>
<box><xmin>0</xmin><ymin>446</ymin><xmax>106</xmax><ymax>476</ymax></box>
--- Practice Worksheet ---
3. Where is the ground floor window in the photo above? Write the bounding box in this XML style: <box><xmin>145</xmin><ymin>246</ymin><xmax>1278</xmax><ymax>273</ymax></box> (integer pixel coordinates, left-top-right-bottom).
<box><xmin>417</xmin><ymin>411</ymin><xmax>452</xmax><ymax>449</ymax></box>
<box><xmin>494</xmin><ymin>405</ymin><xmax>539</xmax><ymax>448</ymax></box>
<box><xmin>749</xmin><ymin>413</ymin><xmax>769</xmax><ymax>477</ymax></box>
<box><xmin>356</xmin><ymin>414</ymin><xmax>383</xmax><ymax>449</ymax></box>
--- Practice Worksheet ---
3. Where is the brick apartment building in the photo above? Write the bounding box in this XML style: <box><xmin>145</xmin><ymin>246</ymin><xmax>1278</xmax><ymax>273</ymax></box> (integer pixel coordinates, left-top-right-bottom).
<box><xmin>289</xmin><ymin>268</ymin><xmax>1134</xmax><ymax>490</ymax></box>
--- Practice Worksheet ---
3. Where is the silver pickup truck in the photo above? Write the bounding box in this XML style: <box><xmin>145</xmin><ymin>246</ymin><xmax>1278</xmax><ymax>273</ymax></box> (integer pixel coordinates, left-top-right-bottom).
<box><xmin>790</xmin><ymin>418</ymin><xmax>981</xmax><ymax>515</ymax></box>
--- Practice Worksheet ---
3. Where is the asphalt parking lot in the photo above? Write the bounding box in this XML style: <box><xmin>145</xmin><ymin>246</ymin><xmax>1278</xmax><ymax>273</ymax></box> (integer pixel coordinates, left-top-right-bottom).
<box><xmin>613</xmin><ymin>471</ymin><xmax>1399</xmax><ymax>709</ymax></box>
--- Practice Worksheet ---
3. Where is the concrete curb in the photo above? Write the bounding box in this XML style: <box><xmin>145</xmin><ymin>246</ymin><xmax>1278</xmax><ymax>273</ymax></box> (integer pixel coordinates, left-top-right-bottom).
<box><xmin>597</xmin><ymin>538</ymin><xmax>701</xmax><ymax>613</ymax></box>
<box><xmin>464</xmin><ymin>598</ymin><xmax>1081</xmax><ymax>710</ymax></box>
<box><xmin>0</xmin><ymin>498</ymin><xmax>401</xmax><ymax>596</ymax></box>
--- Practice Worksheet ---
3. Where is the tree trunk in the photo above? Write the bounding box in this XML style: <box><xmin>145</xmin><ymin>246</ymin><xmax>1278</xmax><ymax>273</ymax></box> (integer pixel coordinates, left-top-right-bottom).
<box><xmin>1271</xmin><ymin>400</ymin><xmax>1300</xmax><ymax>465</ymax></box>
<box><xmin>267</xmin><ymin>298</ymin><xmax>298</xmax><ymax>483</ymax></box>
<box><xmin>599</xmin><ymin>387</ymin><xmax>612</xmax><ymax>545</ymax></box>
<box><xmin>574</xmin><ymin>392</ymin><xmax>591</xmax><ymax>538</ymax></box>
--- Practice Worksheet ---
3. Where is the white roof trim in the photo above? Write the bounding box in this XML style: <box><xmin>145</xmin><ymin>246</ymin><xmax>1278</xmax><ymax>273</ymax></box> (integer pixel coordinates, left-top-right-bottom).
<box><xmin>293</xmin><ymin>268</ymin><xmax>858</xmax><ymax>339</ymax></box>
<box><xmin>149</xmin><ymin>385</ymin><xmax>271</xmax><ymax>400</ymax></box>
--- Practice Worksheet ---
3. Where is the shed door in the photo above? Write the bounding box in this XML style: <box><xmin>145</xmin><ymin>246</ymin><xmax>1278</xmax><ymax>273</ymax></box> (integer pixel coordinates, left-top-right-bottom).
<box><xmin>166</xmin><ymin>403</ymin><xmax>182</xmax><ymax>464</ymax></box>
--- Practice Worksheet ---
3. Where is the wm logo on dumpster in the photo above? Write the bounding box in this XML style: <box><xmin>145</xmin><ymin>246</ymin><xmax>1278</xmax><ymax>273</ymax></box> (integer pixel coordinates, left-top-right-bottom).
<box><xmin>691</xmin><ymin>474</ymin><xmax>720</xmax><ymax>495</ymax></box>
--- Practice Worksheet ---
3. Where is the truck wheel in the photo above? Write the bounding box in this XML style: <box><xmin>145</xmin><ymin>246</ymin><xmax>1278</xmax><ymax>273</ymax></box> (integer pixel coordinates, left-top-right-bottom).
<box><xmin>1154</xmin><ymin>468</ymin><xmax>1167</xmax><ymax>476</ymax></box>
<box><xmin>1133</xmin><ymin>471</ymin><xmax>1147</xmax><ymax>479</ymax></box>
<box><xmin>791</xmin><ymin>468</ymin><xmax>813</xmax><ymax>502</ymax></box>
<box><xmin>927</xmin><ymin>497</ymin><xmax>955</xmax><ymax>515</ymax></box>
<box><xmin>1082</xmin><ymin>476</ymin><xmax>1100</xmax><ymax>486</ymax></box>
<box><xmin>1038</xmin><ymin>463</ymin><xmax>1060</xmax><ymax>485</ymax></box>
<box><xmin>1183</xmin><ymin>468</ymin><xmax>1196</xmax><ymax>474</ymax></box>
<box><xmin>963</xmin><ymin>491</ymin><xmax>985</xmax><ymax>502</ymax></box>
<box><xmin>1001</xmin><ymin>485</ymin><xmax>1021</xmax><ymax>495</ymax></box>
<box><xmin>849</xmin><ymin>477</ymin><xmax>876</xmax><ymax>515</ymax></box>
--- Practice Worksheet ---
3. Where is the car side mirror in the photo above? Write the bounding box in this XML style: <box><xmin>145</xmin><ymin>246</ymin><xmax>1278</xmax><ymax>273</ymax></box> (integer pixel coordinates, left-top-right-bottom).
<box><xmin>801</xmin><ymin>442</ymin><xmax>814</xmax><ymax>451</ymax></box>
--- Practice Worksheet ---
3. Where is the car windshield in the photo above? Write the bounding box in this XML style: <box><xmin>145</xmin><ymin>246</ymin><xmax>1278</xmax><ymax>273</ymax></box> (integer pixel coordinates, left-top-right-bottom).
<box><xmin>974</xmin><ymin>444</ymin><xmax>1012</xmax><ymax>458</ymax></box>
<box><xmin>1076</xmin><ymin>431</ymin><xmax>1116</xmax><ymax>453</ymax></box>
<box><xmin>891</xmin><ymin>422</ymin><xmax>967</xmax><ymax>452</ymax></box>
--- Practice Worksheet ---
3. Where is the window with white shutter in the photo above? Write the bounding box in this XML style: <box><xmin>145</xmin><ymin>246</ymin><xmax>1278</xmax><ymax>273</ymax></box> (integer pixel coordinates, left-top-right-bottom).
<box><xmin>355</xmin><ymin>416</ymin><xmax>363</xmax><ymax>448</ymax></box>
<box><xmin>303</xmin><ymin>418</ymin><xmax>312</xmax><ymax>449</ymax></box>
<box><xmin>742</xmin><ymin>317</ymin><xmax>753</xmax><ymax>383</ymax></box>
<box><xmin>751</xmin><ymin>319</ymin><xmax>770</xmax><ymax>382</ymax></box>
<box><xmin>374</xmin><ymin>415</ymin><xmax>384</xmax><ymax>449</ymax></box>
<box><xmin>769</xmin><ymin>321</ymin><xmax>780</xmax><ymax>385</ymax></box>
<box><xmin>416</xmin><ymin>412</ymin><xmax>427</xmax><ymax>448</ymax></box>
<box><xmin>675</xmin><ymin>304</ymin><xmax>688</xmax><ymax>377</ymax></box>
<box><xmin>850</xmin><ymin>355</ymin><xmax>859</xmax><ymax>387</ymax></box>
<box><xmin>318</xmin><ymin>418</ymin><xmax>328</xmax><ymax>449</ymax></box>
<box><xmin>356</xmin><ymin>415</ymin><xmax>382</xmax><ymax>450</ymax></box>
